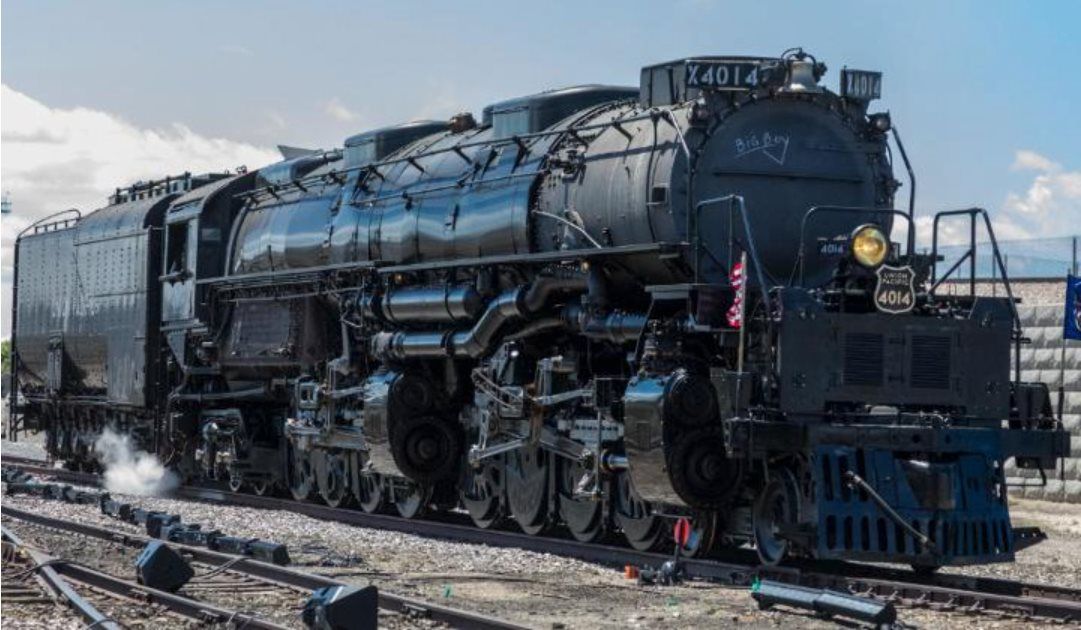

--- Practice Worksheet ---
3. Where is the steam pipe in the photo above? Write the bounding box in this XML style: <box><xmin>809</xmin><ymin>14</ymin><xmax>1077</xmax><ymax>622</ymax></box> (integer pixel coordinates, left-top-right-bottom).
<box><xmin>562</xmin><ymin>304</ymin><xmax>648</xmax><ymax>344</ymax></box>
<box><xmin>451</xmin><ymin>290</ymin><xmax>526</xmax><ymax>358</ymax></box>
<box><xmin>370</xmin><ymin>275</ymin><xmax>589</xmax><ymax>361</ymax></box>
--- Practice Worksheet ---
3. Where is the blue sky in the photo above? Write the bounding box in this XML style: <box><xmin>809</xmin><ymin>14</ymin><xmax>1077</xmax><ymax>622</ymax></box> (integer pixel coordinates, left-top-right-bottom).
<box><xmin>2</xmin><ymin>0</ymin><xmax>1080</xmax><ymax>333</ymax></box>
<box><xmin>3</xmin><ymin>1</ymin><xmax>1079</xmax><ymax>210</ymax></box>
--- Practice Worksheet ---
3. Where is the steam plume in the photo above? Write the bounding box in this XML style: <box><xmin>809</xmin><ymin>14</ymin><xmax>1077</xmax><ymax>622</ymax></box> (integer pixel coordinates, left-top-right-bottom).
<box><xmin>94</xmin><ymin>428</ymin><xmax>179</xmax><ymax>496</ymax></box>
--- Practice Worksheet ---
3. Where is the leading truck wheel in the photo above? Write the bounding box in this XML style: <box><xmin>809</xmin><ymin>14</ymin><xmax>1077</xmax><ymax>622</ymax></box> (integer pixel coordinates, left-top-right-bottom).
<box><xmin>752</xmin><ymin>468</ymin><xmax>801</xmax><ymax>565</ymax></box>
<box><xmin>679</xmin><ymin>513</ymin><xmax>719</xmax><ymax>558</ymax></box>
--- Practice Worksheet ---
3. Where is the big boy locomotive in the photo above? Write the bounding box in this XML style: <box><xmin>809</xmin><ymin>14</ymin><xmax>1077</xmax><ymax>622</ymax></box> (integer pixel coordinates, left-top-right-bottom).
<box><xmin>10</xmin><ymin>50</ymin><xmax>1068</xmax><ymax>569</ymax></box>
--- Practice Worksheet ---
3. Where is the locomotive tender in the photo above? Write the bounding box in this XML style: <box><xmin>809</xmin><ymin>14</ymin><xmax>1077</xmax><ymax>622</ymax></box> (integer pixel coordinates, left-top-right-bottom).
<box><xmin>10</xmin><ymin>50</ymin><xmax>1069</xmax><ymax>569</ymax></box>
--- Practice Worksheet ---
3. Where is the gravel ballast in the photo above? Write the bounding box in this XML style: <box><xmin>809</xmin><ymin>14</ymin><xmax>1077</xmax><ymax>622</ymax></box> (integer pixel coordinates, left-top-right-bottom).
<box><xmin>5</xmin><ymin>481</ymin><xmax>1081</xmax><ymax>628</ymax></box>
<box><xmin>4</xmin><ymin>433</ymin><xmax>1081</xmax><ymax>627</ymax></box>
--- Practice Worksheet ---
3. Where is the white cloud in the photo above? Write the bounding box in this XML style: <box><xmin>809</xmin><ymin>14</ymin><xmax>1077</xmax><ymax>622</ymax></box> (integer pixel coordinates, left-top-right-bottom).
<box><xmin>1</xmin><ymin>84</ymin><xmax>279</xmax><ymax>336</ymax></box>
<box><xmin>324</xmin><ymin>98</ymin><xmax>358</xmax><ymax>122</ymax></box>
<box><xmin>914</xmin><ymin>149</ymin><xmax>1081</xmax><ymax>247</ymax></box>
<box><xmin>1011</xmin><ymin>149</ymin><xmax>1059</xmax><ymax>173</ymax></box>
<box><xmin>997</xmin><ymin>150</ymin><xmax>1081</xmax><ymax>241</ymax></box>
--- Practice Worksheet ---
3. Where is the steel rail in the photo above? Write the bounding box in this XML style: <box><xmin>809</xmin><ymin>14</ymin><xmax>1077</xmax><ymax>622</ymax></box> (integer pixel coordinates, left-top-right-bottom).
<box><xmin>0</xmin><ymin>523</ymin><xmax>121</xmax><ymax>630</ymax></box>
<box><xmin>6</xmin><ymin>457</ymin><xmax>1081</xmax><ymax>623</ymax></box>
<box><xmin>1</xmin><ymin>505</ymin><xmax>528</xmax><ymax>630</ymax></box>
<box><xmin>3</xmin><ymin>522</ymin><xmax>287</xmax><ymax>629</ymax></box>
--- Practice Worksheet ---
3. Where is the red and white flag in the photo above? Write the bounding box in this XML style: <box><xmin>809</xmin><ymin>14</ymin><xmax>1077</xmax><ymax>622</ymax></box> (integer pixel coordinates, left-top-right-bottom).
<box><xmin>726</xmin><ymin>260</ymin><xmax>746</xmax><ymax>328</ymax></box>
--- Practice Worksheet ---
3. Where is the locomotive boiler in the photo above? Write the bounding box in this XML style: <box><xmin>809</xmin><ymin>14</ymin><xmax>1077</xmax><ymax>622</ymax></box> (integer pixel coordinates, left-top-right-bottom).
<box><xmin>11</xmin><ymin>49</ymin><xmax>1068</xmax><ymax>570</ymax></box>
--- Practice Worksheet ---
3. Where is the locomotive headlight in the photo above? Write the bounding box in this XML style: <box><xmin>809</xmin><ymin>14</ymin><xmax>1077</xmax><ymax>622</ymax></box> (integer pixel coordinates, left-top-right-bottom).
<box><xmin>850</xmin><ymin>224</ymin><xmax>889</xmax><ymax>268</ymax></box>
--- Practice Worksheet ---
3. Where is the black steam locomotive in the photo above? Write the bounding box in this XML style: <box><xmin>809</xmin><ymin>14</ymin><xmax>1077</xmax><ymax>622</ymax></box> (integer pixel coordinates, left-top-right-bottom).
<box><xmin>10</xmin><ymin>50</ymin><xmax>1068</xmax><ymax>569</ymax></box>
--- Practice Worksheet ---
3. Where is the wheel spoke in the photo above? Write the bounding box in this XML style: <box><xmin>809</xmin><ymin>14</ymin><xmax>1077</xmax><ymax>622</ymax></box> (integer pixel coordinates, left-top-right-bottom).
<box><xmin>614</xmin><ymin>473</ymin><xmax>665</xmax><ymax>551</ymax></box>
<box><xmin>461</xmin><ymin>458</ymin><xmax>504</xmax><ymax>529</ymax></box>
<box><xmin>506</xmin><ymin>446</ymin><xmax>551</xmax><ymax>535</ymax></box>
<box><xmin>393</xmin><ymin>479</ymin><xmax>431</xmax><ymax>519</ymax></box>
<box><xmin>558</xmin><ymin>456</ymin><xmax>605</xmax><ymax>543</ymax></box>
<box><xmin>354</xmin><ymin>472</ymin><xmax>385</xmax><ymax>513</ymax></box>
<box><xmin>317</xmin><ymin>451</ymin><xmax>352</xmax><ymax>508</ymax></box>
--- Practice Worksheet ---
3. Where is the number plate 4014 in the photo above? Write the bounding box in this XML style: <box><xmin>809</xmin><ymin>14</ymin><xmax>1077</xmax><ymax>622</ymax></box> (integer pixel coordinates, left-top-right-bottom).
<box><xmin>685</xmin><ymin>61</ymin><xmax>761</xmax><ymax>90</ymax></box>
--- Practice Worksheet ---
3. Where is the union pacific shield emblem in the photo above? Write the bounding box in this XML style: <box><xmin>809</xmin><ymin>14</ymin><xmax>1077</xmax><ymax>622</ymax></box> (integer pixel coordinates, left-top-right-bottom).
<box><xmin>874</xmin><ymin>264</ymin><xmax>915</xmax><ymax>314</ymax></box>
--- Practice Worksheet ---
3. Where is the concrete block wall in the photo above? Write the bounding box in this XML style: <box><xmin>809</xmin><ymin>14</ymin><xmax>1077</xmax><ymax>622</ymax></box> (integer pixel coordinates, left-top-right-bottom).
<box><xmin>999</xmin><ymin>282</ymin><xmax>1081</xmax><ymax>502</ymax></box>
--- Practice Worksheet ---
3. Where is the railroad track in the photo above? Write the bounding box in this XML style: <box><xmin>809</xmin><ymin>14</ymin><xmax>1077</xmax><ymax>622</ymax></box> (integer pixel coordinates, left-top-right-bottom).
<box><xmin>1</xmin><ymin>502</ymin><xmax>526</xmax><ymax>629</ymax></box>
<box><xmin>6</xmin><ymin>455</ymin><xmax>1081</xmax><ymax>624</ymax></box>
<box><xmin>2</xmin><ymin>525</ymin><xmax>119</xmax><ymax>629</ymax></box>
<box><xmin>1</xmin><ymin>522</ymin><xmax>290</xmax><ymax>629</ymax></box>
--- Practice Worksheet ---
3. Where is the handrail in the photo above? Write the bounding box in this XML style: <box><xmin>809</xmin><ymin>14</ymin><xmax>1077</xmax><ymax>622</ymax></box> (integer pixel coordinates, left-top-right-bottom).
<box><xmin>236</xmin><ymin>100</ymin><xmax>648</xmax><ymax>204</ymax></box>
<box><xmin>693</xmin><ymin>195</ymin><xmax>772</xmax><ymax>314</ymax></box>
<box><xmin>794</xmin><ymin>205</ymin><xmax>914</xmax><ymax>286</ymax></box>
<box><xmin>930</xmin><ymin>207</ymin><xmax>1022</xmax><ymax>383</ymax></box>
<box><xmin>16</xmin><ymin>208</ymin><xmax>82</xmax><ymax>241</ymax></box>
<box><xmin>891</xmin><ymin>125</ymin><xmax>916</xmax><ymax>222</ymax></box>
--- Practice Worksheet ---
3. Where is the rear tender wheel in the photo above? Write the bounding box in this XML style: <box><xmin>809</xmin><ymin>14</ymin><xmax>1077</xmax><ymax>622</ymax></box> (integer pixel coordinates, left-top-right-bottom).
<box><xmin>286</xmin><ymin>443</ymin><xmax>314</xmax><ymax>501</ymax></box>
<box><xmin>614</xmin><ymin>473</ymin><xmax>665</xmax><ymax>551</ymax></box>
<box><xmin>461</xmin><ymin>458</ymin><xmax>505</xmax><ymax>529</ymax></box>
<box><xmin>316</xmin><ymin>451</ymin><xmax>352</xmax><ymax>508</ymax></box>
<box><xmin>506</xmin><ymin>446</ymin><xmax>552</xmax><ymax>535</ymax></box>
<box><xmin>558</xmin><ymin>456</ymin><xmax>605</xmax><ymax>543</ymax></box>
<box><xmin>354</xmin><ymin>472</ymin><xmax>385</xmax><ymax>513</ymax></box>
<box><xmin>752</xmin><ymin>468</ymin><xmax>801</xmax><ymax>565</ymax></box>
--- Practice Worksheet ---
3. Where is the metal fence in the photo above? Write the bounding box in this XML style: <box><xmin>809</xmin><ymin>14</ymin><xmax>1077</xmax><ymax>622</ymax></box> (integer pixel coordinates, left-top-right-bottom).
<box><xmin>933</xmin><ymin>235</ymin><xmax>1079</xmax><ymax>281</ymax></box>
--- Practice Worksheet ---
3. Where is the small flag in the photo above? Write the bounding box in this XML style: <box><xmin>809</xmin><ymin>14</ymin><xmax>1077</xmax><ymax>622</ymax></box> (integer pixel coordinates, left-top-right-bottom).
<box><xmin>1065</xmin><ymin>275</ymin><xmax>1081</xmax><ymax>341</ymax></box>
<box><xmin>727</xmin><ymin>260</ymin><xmax>746</xmax><ymax>328</ymax></box>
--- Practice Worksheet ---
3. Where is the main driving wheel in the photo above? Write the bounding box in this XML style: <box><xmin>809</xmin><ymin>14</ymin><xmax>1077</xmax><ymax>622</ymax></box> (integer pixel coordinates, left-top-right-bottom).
<box><xmin>227</xmin><ymin>468</ymin><xmax>244</xmax><ymax>493</ymax></box>
<box><xmin>558</xmin><ymin>456</ymin><xmax>605</xmax><ymax>543</ymax></box>
<box><xmin>316</xmin><ymin>451</ymin><xmax>352</xmax><ymax>508</ymax></box>
<box><xmin>393</xmin><ymin>479</ymin><xmax>432</xmax><ymax>519</ymax></box>
<box><xmin>286</xmin><ymin>443</ymin><xmax>314</xmax><ymax>501</ymax></box>
<box><xmin>353</xmin><ymin>472</ymin><xmax>385</xmax><ymax>513</ymax></box>
<box><xmin>461</xmin><ymin>458</ymin><xmax>505</xmax><ymax>529</ymax></box>
<box><xmin>614</xmin><ymin>473</ymin><xmax>665</xmax><ymax>551</ymax></box>
<box><xmin>506</xmin><ymin>446</ymin><xmax>552</xmax><ymax>535</ymax></box>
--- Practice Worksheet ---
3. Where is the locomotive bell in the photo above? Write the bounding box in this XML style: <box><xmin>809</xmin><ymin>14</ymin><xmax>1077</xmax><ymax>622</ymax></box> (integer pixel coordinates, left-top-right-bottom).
<box><xmin>785</xmin><ymin>59</ymin><xmax>822</xmax><ymax>93</ymax></box>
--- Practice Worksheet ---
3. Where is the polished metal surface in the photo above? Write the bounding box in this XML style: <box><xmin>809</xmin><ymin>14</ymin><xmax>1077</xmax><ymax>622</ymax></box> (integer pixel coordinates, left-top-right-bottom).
<box><xmin>15</xmin><ymin>194</ymin><xmax>174</xmax><ymax>407</ymax></box>
<box><xmin>621</xmin><ymin>376</ymin><xmax>686</xmax><ymax>506</ymax></box>
<box><xmin>382</xmin><ymin>285</ymin><xmax>484</xmax><ymax>324</ymax></box>
<box><xmin>359</xmin><ymin>371</ymin><xmax>405</xmax><ymax>477</ymax></box>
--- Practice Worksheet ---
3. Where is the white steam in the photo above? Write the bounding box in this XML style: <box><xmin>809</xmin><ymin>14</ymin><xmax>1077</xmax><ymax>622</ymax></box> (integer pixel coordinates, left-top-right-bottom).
<box><xmin>94</xmin><ymin>429</ymin><xmax>179</xmax><ymax>496</ymax></box>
